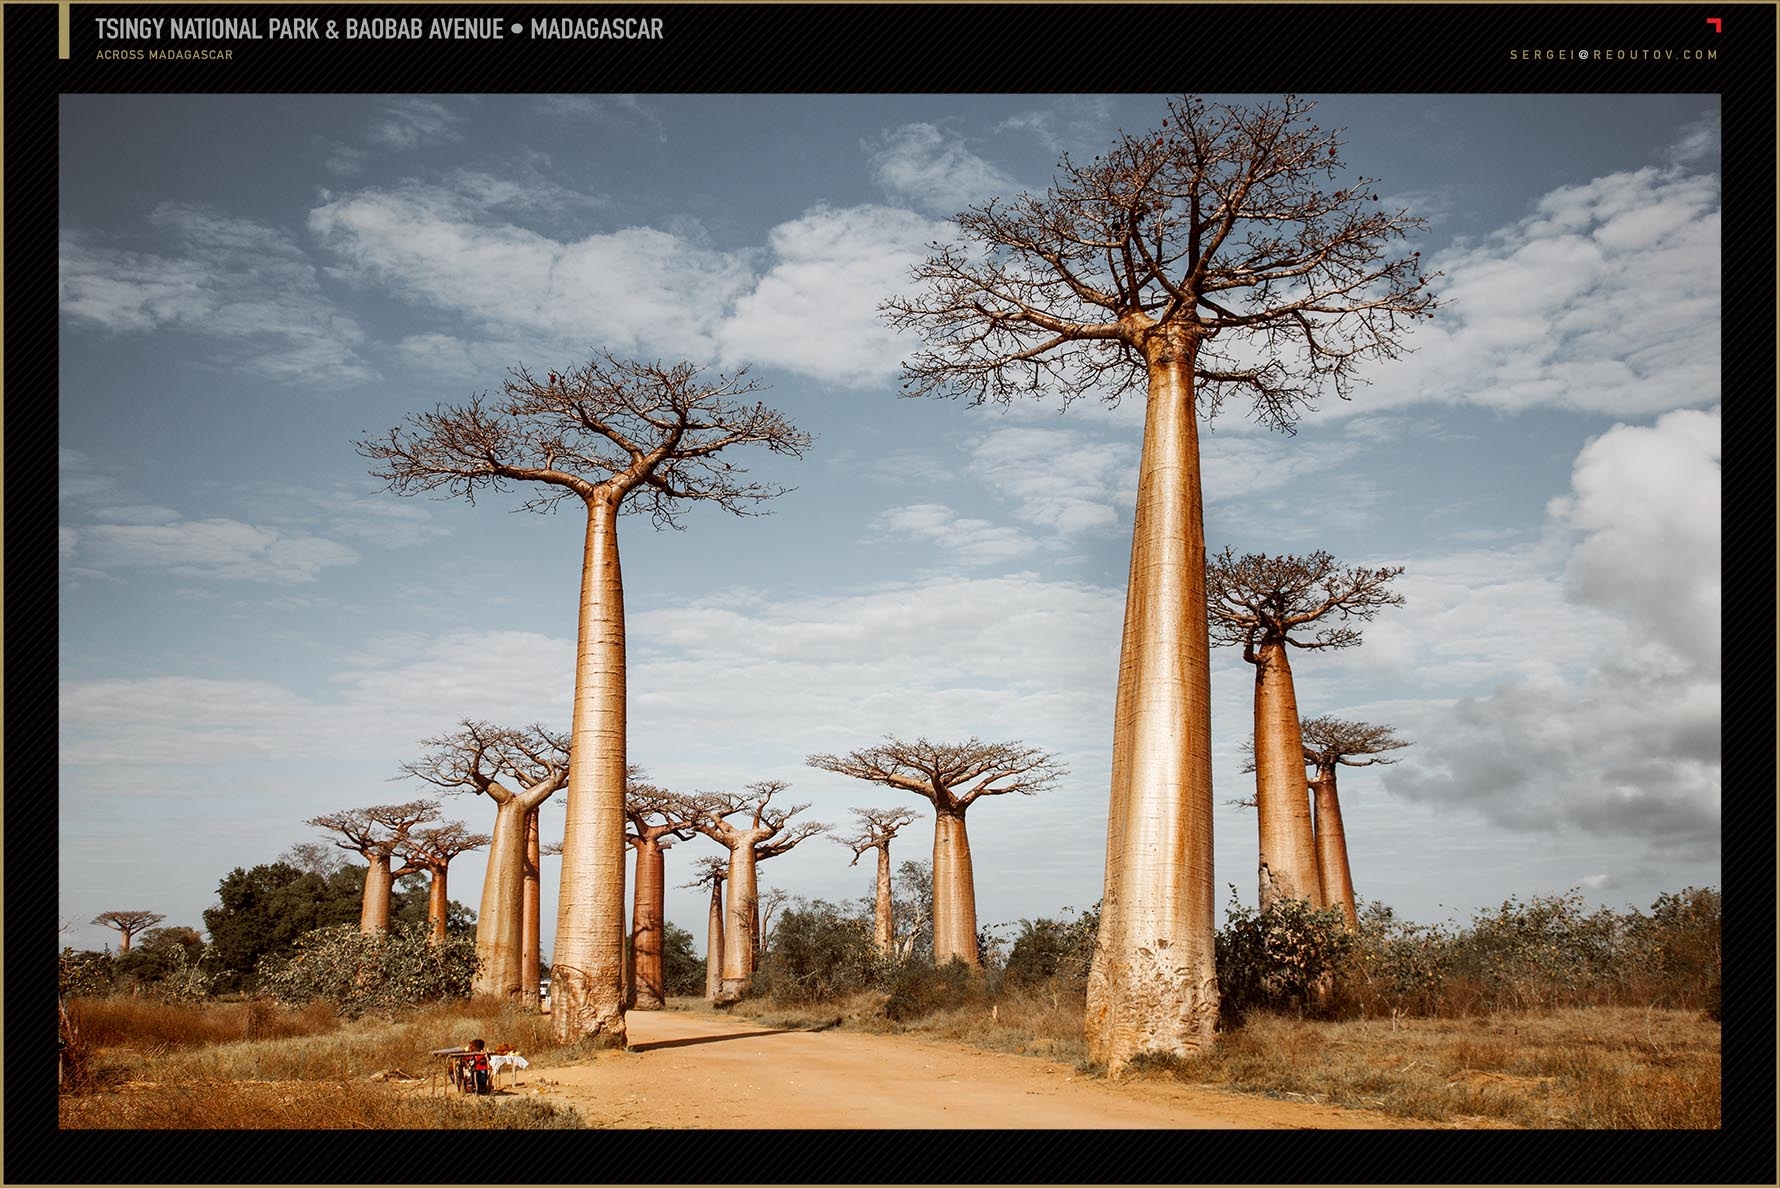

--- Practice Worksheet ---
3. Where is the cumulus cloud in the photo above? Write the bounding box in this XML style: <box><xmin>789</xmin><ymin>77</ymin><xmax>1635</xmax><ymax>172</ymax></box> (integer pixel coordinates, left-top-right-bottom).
<box><xmin>366</xmin><ymin>96</ymin><xmax>464</xmax><ymax>150</ymax></box>
<box><xmin>968</xmin><ymin>427</ymin><xmax>1135</xmax><ymax>537</ymax></box>
<box><xmin>75</xmin><ymin>518</ymin><xmax>360</xmax><ymax>583</ymax></box>
<box><xmin>1379</xmin><ymin>412</ymin><xmax>1721</xmax><ymax>852</ymax></box>
<box><xmin>58</xmin><ymin>204</ymin><xmax>376</xmax><ymax>385</ymax></box>
<box><xmin>870</xmin><ymin>503</ymin><xmax>1040</xmax><ymax>565</ymax></box>
<box><xmin>866</xmin><ymin>122</ymin><xmax>1021</xmax><ymax>214</ymax></box>
<box><xmin>713</xmin><ymin>204</ymin><xmax>947</xmax><ymax>385</ymax></box>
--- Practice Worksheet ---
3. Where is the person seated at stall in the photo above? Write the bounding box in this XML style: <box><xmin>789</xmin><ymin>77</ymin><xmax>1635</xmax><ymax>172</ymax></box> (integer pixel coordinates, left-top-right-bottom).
<box><xmin>460</xmin><ymin>1037</ymin><xmax>492</xmax><ymax>1095</ymax></box>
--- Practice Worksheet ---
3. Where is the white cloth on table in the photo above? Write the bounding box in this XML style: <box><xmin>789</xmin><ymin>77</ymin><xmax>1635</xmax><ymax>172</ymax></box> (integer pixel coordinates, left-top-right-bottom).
<box><xmin>488</xmin><ymin>1053</ymin><xmax>529</xmax><ymax>1073</ymax></box>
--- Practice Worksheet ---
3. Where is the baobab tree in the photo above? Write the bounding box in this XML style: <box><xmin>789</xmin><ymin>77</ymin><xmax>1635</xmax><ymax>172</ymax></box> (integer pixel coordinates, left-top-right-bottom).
<box><xmin>360</xmin><ymin>352</ymin><xmax>811</xmax><ymax>1046</ymax></box>
<box><xmin>1300</xmin><ymin>714</ymin><xmax>1411</xmax><ymax>929</ymax></box>
<box><xmin>808</xmin><ymin>737</ymin><xmax>1064</xmax><ymax>968</ymax></box>
<box><xmin>625</xmin><ymin>780</ymin><xmax>701</xmax><ymax>1010</ymax></box>
<box><xmin>402</xmin><ymin>721</ymin><xmax>569</xmax><ymax>999</ymax></box>
<box><xmin>400</xmin><ymin>822</ymin><xmax>491</xmax><ymax>945</ymax></box>
<box><xmin>306</xmin><ymin>800</ymin><xmax>440</xmax><ymax>933</ymax></box>
<box><xmin>885</xmin><ymin>94</ymin><xmax>1437</xmax><ymax>1070</ymax></box>
<box><xmin>690</xmin><ymin>781</ymin><xmax>827</xmax><ymax>1002</ymax></box>
<box><xmin>683</xmin><ymin>856</ymin><xmax>728</xmax><ymax>1002</ymax></box>
<box><xmin>835</xmin><ymin>806</ymin><xmax>920</xmax><ymax>955</ymax></box>
<box><xmin>91</xmin><ymin>910</ymin><xmax>164</xmax><ymax>954</ymax></box>
<box><xmin>1207</xmin><ymin>547</ymin><xmax>1404</xmax><ymax>911</ymax></box>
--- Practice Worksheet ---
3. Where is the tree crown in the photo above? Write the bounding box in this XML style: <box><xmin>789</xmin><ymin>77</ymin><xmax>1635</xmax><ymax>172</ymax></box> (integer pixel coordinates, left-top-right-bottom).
<box><xmin>1300</xmin><ymin>714</ymin><xmax>1412</xmax><ymax>770</ymax></box>
<box><xmin>357</xmin><ymin>351</ymin><xmax>813</xmax><ymax>528</ymax></box>
<box><xmin>835</xmin><ymin>805</ymin><xmax>920</xmax><ymax>865</ymax></box>
<box><xmin>402</xmin><ymin>720</ymin><xmax>570</xmax><ymax>807</ymax></box>
<box><xmin>692</xmin><ymin>780</ymin><xmax>828</xmax><ymax>856</ymax></box>
<box><xmin>306</xmin><ymin>800</ymin><xmax>441</xmax><ymax>859</ymax></box>
<box><xmin>885</xmin><ymin>94</ymin><xmax>1438</xmax><ymax>429</ymax></box>
<box><xmin>808</xmin><ymin>735</ymin><xmax>1065</xmax><ymax>813</ymax></box>
<box><xmin>1207</xmin><ymin>546</ymin><xmax>1404</xmax><ymax>653</ymax></box>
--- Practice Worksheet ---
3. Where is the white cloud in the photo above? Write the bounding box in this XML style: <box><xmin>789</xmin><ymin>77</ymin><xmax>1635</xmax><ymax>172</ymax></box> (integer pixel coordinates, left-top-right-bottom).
<box><xmin>713</xmin><ymin>204</ymin><xmax>947</xmax><ymax>386</ymax></box>
<box><xmin>367</xmin><ymin>97</ymin><xmax>465</xmax><ymax>150</ymax></box>
<box><xmin>870</xmin><ymin>503</ymin><xmax>1040</xmax><ymax>565</ymax></box>
<box><xmin>58</xmin><ymin>204</ymin><xmax>376</xmax><ymax>386</ymax></box>
<box><xmin>968</xmin><ymin>426</ymin><xmax>1135</xmax><ymax>536</ymax></box>
<box><xmin>75</xmin><ymin>518</ymin><xmax>360</xmax><ymax>583</ymax></box>
<box><xmin>866</xmin><ymin>123</ymin><xmax>1020</xmax><ymax>214</ymax></box>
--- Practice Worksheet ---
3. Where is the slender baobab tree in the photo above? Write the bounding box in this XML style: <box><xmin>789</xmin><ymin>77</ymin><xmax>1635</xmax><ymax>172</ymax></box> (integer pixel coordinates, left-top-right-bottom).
<box><xmin>808</xmin><ymin>738</ymin><xmax>1063</xmax><ymax>967</ymax></box>
<box><xmin>403</xmin><ymin>722</ymin><xmax>569</xmax><ymax>999</ymax></box>
<box><xmin>884</xmin><ymin>94</ymin><xmax>1437</xmax><ymax>1070</ymax></box>
<box><xmin>1207</xmin><ymin>547</ymin><xmax>1404</xmax><ymax>910</ymax></box>
<box><xmin>306</xmin><ymin>800</ymin><xmax>440</xmax><ymax>933</ymax></box>
<box><xmin>399</xmin><ymin>822</ymin><xmax>491</xmax><ymax>945</ymax></box>
<box><xmin>835</xmin><ymin>806</ymin><xmax>920</xmax><ymax>955</ymax></box>
<box><xmin>690</xmin><ymin>782</ymin><xmax>827</xmax><ymax>1002</ymax></box>
<box><xmin>683</xmin><ymin>856</ymin><xmax>728</xmax><ymax>1002</ymax></box>
<box><xmin>92</xmin><ymin>910</ymin><xmax>164</xmax><ymax>954</ymax></box>
<box><xmin>361</xmin><ymin>353</ymin><xmax>811</xmax><ymax>1046</ymax></box>
<box><xmin>1300</xmin><ymin>714</ymin><xmax>1410</xmax><ymax>929</ymax></box>
<box><xmin>625</xmin><ymin>780</ymin><xmax>701</xmax><ymax>1010</ymax></box>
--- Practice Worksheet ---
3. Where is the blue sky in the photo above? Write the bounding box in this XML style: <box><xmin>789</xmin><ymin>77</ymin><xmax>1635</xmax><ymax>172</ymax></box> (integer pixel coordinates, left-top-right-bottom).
<box><xmin>57</xmin><ymin>93</ymin><xmax>1722</xmax><ymax>958</ymax></box>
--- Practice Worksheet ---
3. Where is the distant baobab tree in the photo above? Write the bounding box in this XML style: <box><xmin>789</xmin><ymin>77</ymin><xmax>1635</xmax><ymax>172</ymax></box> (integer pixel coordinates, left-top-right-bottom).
<box><xmin>683</xmin><ymin>856</ymin><xmax>728</xmax><ymax>1002</ymax></box>
<box><xmin>1300</xmin><ymin>714</ymin><xmax>1410</xmax><ymax>929</ymax></box>
<box><xmin>885</xmin><ymin>94</ymin><xmax>1437</xmax><ymax>1071</ymax></box>
<box><xmin>1207</xmin><ymin>547</ymin><xmax>1404</xmax><ymax>911</ymax></box>
<box><xmin>625</xmin><ymin>780</ymin><xmax>701</xmax><ymax>1010</ymax></box>
<box><xmin>360</xmin><ymin>352</ymin><xmax>812</xmax><ymax>1047</ymax></box>
<box><xmin>400</xmin><ymin>821</ymin><xmax>491</xmax><ymax>945</ymax></box>
<box><xmin>403</xmin><ymin>721</ymin><xmax>568</xmax><ymax>999</ymax></box>
<box><xmin>835</xmin><ymin>806</ymin><xmax>920</xmax><ymax>955</ymax></box>
<box><xmin>92</xmin><ymin>910</ymin><xmax>164</xmax><ymax>954</ymax></box>
<box><xmin>808</xmin><ymin>738</ymin><xmax>1063</xmax><ymax>968</ymax></box>
<box><xmin>306</xmin><ymin>800</ymin><xmax>441</xmax><ymax>933</ymax></box>
<box><xmin>690</xmin><ymin>781</ymin><xmax>827</xmax><ymax>1002</ymax></box>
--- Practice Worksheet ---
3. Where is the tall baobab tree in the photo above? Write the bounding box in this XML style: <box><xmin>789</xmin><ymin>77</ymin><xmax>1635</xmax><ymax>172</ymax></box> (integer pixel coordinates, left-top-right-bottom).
<box><xmin>625</xmin><ymin>780</ymin><xmax>701</xmax><ymax>1010</ymax></box>
<box><xmin>808</xmin><ymin>738</ymin><xmax>1063</xmax><ymax>968</ymax></box>
<box><xmin>835</xmin><ymin>806</ymin><xmax>920</xmax><ymax>955</ymax></box>
<box><xmin>306</xmin><ymin>800</ymin><xmax>440</xmax><ymax>933</ymax></box>
<box><xmin>1300</xmin><ymin>714</ymin><xmax>1410</xmax><ymax>929</ymax></box>
<box><xmin>690</xmin><ymin>782</ymin><xmax>827</xmax><ymax>1002</ymax></box>
<box><xmin>403</xmin><ymin>722</ymin><xmax>569</xmax><ymax>999</ymax></box>
<box><xmin>1207</xmin><ymin>548</ymin><xmax>1404</xmax><ymax>911</ymax></box>
<box><xmin>884</xmin><ymin>94</ymin><xmax>1437</xmax><ymax>1071</ymax></box>
<box><xmin>92</xmin><ymin>910</ymin><xmax>164</xmax><ymax>954</ymax></box>
<box><xmin>683</xmin><ymin>856</ymin><xmax>728</xmax><ymax>1002</ymax></box>
<box><xmin>400</xmin><ymin>822</ymin><xmax>491</xmax><ymax>945</ymax></box>
<box><xmin>360</xmin><ymin>352</ymin><xmax>812</xmax><ymax>1046</ymax></box>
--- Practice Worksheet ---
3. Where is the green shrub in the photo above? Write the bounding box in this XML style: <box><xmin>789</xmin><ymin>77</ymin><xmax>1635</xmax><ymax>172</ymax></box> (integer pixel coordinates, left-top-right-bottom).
<box><xmin>752</xmin><ymin>900</ymin><xmax>884</xmax><ymax>1004</ymax></box>
<box><xmin>883</xmin><ymin>958</ymin><xmax>984</xmax><ymax>1021</ymax></box>
<box><xmin>1215</xmin><ymin>889</ymin><xmax>1353</xmax><ymax>1027</ymax></box>
<box><xmin>1003</xmin><ymin>906</ymin><xmax>1098</xmax><ymax>987</ymax></box>
<box><xmin>257</xmin><ymin>923</ymin><xmax>477</xmax><ymax>1017</ymax></box>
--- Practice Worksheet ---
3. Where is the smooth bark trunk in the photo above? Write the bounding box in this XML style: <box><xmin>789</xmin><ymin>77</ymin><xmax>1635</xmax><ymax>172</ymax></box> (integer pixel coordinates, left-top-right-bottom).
<box><xmin>1085</xmin><ymin>345</ymin><xmax>1219</xmax><ymax>1073</ymax></box>
<box><xmin>629</xmin><ymin>838</ymin><xmax>668</xmax><ymax>1010</ymax></box>
<box><xmin>873</xmin><ymin>844</ymin><xmax>895</xmax><ymax>954</ymax></box>
<box><xmin>1252</xmin><ymin>638</ymin><xmax>1320</xmax><ymax>908</ymax></box>
<box><xmin>931</xmin><ymin>811</ymin><xmax>979</xmax><ymax>966</ymax></box>
<box><xmin>522</xmin><ymin>808</ymin><xmax>541</xmax><ymax>1004</ymax></box>
<box><xmin>705</xmin><ymin>882</ymin><xmax>725</xmax><ymax>1002</ymax></box>
<box><xmin>426</xmin><ymin>868</ymin><xmax>449</xmax><ymax>945</ymax></box>
<box><xmin>1311</xmin><ymin>770</ymin><xmax>1358</xmax><ymax>929</ymax></box>
<box><xmin>359</xmin><ymin>854</ymin><xmax>393</xmax><ymax>933</ymax></box>
<box><xmin>550</xmin><ymin>495</ymin><xmax>630</xmax><ymax>1046</ymax></box>
<box><xmin>718</xmin><ymin>847</ymin><xmax>758</xmax><ymax>1002</ymax></box>
<box><xmin>476</xmin><ymin>795</ymin><xmax>536</xmax><ymax>998</ymax></box>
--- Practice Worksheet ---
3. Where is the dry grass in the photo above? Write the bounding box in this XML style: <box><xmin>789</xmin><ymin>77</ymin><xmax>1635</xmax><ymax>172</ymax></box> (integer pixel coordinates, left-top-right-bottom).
<box><xmin>1137</xmin><ymin>1006</ymin><xmax>1720</xmax><ymax>1128</ymax></box>
<box><xmin>58</xmin><ymin>1078</ymin><xmax>583</xmax><ymax>1129</ymax></box>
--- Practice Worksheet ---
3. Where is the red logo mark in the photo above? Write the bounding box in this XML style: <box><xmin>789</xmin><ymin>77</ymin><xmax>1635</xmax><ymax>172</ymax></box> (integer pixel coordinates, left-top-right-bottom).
<box><xmin>1705</xmin><ymin>17</ymin><xmax>1722</xmax><ymax>31</ymax></box>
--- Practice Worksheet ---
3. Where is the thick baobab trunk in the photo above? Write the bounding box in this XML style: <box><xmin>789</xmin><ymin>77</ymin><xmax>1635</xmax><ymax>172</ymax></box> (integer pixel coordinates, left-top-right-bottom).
<box><xmin>552</xmin><ymin>494</ymin><xmax>630</xmax><ymax>1046</ymax></box>
<box><xmin>931</xmin><ymin>811</ymin><xmax>979</xmax><ymax>967</ymax></box>
<box><xmin>1311</xmin><ymin>770</ymin><xmax>1358</xmax><ymax>929</ymax></box>
<box><xmin>1252</xmin><ymin>638</ymin><xmax>1320</xmax><ymax>909</ymax></box>
<box><xmin>629</xmin><ymin>838</ymin><xmax>669</xmax><ymax>1010</ymax></box>
<box><xmin>359</xmin><ymin>854</ymin><xmax>394</xmax><ymax>933</ymax></box>
<box><xmin>717</xmin><ymin>849</ymin><xmax>758</xmax><ymax>1002</ymax></box>
<box><xmin>522</xmin><ymin>809</ymin><xmax>541</xmax><ymax>1004</ymax></box>
<box><xmin>476</xmin><ymin>797</ymin><xmax>535</xmax><ymax>998</ymax></box>
<box><xmin>873</xmin><ymin>844</ymin><xmax>895</xmax><ymax>955</ymax></box>
<box><xmin>705</xmin><ymin>880</ymin><xmax>725</xmax><ymax>1002</ymax></box>
<box><xmin>426</xmin><ymin>868</ymin><xmax>450</xmax><ymax>945</ymax></box>
<box><xmin>1086</xmin><ymin>344</ymin><xmax>1219</xmax><ymax>1073</ymax></box>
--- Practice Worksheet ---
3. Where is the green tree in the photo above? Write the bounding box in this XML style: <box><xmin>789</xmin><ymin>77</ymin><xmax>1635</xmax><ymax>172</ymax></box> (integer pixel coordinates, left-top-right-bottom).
<box><xmin>660</xmin><ymin>922</ymin><xmax>705</xmax><ymax>997</ymax></box>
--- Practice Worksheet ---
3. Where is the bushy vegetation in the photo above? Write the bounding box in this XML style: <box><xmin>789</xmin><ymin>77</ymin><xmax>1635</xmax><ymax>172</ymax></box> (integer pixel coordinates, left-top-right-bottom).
<box><xmin>1214</xmin><ymin>891</ymin><xmax>1354</xmax><ymax>1026</ymax></box>
<box><xmin>256</xmin><ymin>923</ymin><xmax>478</xmax><ymax>1016</ymax></box>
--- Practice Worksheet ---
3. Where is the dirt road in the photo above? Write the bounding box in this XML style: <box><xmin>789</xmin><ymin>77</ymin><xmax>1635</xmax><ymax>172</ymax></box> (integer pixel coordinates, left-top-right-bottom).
<box><xmin>504</xmin><ymin>1008</ymin><xmax>1435</xmax><ymax>1128</ymax></box>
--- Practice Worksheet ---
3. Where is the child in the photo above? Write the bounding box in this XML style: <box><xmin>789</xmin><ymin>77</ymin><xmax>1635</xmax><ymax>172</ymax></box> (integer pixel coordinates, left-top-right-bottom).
<box><xmin>462</xmin><ymin>1038</ymin><xmax>492</xmax><ymax>1095</ymax></box>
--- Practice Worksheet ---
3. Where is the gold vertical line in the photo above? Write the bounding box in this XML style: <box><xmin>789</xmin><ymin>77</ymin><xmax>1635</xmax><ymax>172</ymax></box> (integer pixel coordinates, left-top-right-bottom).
<box><xmin>60</xmin><ymin>1</ymin><xmax>72</xmax><ymax>59</ymax></box>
